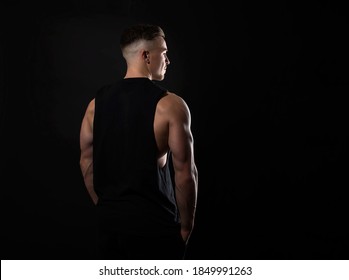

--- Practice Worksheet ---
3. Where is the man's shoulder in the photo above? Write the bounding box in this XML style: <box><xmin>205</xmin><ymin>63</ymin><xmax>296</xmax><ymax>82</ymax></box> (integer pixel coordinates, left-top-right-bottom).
<box><xmin>158</xmin><ymin>92</ymin><xmax>188</xmax><ymax>112</ymax></box>
<box><xmin>163</xmin><ymin>91</ymin><xmax>185</xmax><ymax>102</ymax></box>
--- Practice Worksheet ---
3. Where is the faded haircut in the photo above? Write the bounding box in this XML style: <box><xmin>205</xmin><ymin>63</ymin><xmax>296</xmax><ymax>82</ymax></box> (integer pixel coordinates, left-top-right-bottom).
<box><xmin>120</xmin><ymin>24</ymin><xmax>165</xmax><ymax>54</ymax></box>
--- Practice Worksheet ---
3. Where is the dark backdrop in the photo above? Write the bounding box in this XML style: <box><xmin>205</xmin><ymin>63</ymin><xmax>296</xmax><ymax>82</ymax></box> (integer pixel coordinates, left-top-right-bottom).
<box><xmin>1</xmin><ymin>0</ymin><xmax>348</xmax><ymax>260</ymax></box>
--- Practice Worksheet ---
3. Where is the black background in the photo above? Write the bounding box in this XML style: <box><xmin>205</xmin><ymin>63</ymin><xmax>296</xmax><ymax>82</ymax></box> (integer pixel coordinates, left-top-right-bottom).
<box><xmin>1</xmin><ymin>0</ymin><xmax>348</xmax><ymax>259</ymax></box>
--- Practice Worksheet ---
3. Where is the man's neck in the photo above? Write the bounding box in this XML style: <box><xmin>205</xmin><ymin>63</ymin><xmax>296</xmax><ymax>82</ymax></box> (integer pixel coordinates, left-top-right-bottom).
<box><xmin>124</xmin><ymin>67</ymin><xmax>151</xmax><ymax>80</ymax></box>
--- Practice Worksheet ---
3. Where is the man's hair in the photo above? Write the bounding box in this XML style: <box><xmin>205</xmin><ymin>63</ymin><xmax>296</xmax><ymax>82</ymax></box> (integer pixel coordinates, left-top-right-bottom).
<box><xmin>120</xmin><ymin>23</ymin><xmax>165</xmax><ymax>52</ymax></box>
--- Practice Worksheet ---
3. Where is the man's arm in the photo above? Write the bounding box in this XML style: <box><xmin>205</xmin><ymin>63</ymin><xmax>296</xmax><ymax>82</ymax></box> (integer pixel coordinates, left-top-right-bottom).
<box><xmin>168</xmin><ymin>94</ymin><xmax>198</xmax><ymax>243</ymax></box>
<box><xmin>79</xmin><ymin>99</ymin><xmax>98</xmax><ymax>205</ymax></box>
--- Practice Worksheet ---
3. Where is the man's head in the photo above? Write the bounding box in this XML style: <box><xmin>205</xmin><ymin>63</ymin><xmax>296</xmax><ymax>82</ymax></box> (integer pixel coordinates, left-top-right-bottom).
<box><xmin>120</xmin><ymin>23</ymin><xmax>170</xmax><ymax>81</ymax></box>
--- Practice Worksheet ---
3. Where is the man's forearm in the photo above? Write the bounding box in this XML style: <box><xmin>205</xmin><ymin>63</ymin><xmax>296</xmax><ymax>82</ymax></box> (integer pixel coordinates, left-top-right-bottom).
<box><xmin>81</xmin><ymin>161</ymin><xmax>98</xmax><ymax>205</ymax></box>
<box><xmin>175</xmin><ymin>173</ymin><xmax>198</xmax><ymax>241</ymax></box>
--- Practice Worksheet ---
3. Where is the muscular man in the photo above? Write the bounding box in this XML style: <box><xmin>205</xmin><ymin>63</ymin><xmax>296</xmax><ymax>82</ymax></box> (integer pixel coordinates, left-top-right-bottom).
<box><xmin>79</xmin><ymin>23</ymin><xmax>198</xmax><ymax>259</ymax></box>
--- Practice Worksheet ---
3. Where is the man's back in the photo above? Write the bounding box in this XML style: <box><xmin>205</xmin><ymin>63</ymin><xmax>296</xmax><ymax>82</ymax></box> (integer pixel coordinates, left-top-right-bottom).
<box><xmin>93</xmin><ymin>77</ymin><xmax>181</xmax><ymax>236</ymax></box>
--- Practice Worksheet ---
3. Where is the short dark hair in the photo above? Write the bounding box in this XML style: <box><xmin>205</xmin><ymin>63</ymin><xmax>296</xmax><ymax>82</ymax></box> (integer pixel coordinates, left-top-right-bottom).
<box><xmin>120</xmin><ymin>24</ymin><xmax>165</xmax><ymax>51</ymax></box>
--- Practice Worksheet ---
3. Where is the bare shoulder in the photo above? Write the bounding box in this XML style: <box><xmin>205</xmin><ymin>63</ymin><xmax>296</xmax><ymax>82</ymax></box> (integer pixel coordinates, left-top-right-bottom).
<box><xmin>82</xmin><ymin>98</ymin><xmax>95</xmax><ymax>126</ymax></box>
<box><xmin>157</xmin><ymin>92</ymin><xmax>190</xmax><ymax>116</ymax></box>
<box><xmin>84</xmin><ymin>98</ymin><xmax>95</xmax><ymax>117</ymax></box>
<box><xmin>163</xmin><ymin>91</ymin><xmax>187</xmax><ymax>103</ymax></box>
<box><xmin>87</xmin><ymin>98</ymin><xmax>95</xmax><ymax>111</ymax></box>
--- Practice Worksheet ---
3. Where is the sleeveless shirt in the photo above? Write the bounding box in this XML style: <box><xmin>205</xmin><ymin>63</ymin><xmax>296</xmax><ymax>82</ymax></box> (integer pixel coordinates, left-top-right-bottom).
<box><xmin>93</xmin><ymin>78</ymin><xmax>180</xmax><ymax>236</ymax></box>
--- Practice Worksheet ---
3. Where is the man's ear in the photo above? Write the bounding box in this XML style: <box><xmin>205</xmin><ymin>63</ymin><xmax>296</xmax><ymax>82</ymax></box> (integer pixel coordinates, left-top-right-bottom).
<box><xmin>143</xmin><ymin>51</ymin><xmax>150</xmax><ymax>64</ymax></box>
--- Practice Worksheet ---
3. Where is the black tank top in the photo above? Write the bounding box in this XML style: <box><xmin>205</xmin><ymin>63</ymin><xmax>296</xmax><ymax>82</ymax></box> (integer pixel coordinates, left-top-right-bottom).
<box><xmin>93</xmin><ymin>78</ymin><xmax>180</xmax><ymax>236</ymax></box>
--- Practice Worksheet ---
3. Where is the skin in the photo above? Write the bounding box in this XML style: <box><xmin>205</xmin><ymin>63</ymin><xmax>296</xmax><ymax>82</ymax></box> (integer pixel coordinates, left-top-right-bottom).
<box><xmin>80</xmin><ymin>35</ymin><xmax>198</xmax><ymax>243</ymax></box>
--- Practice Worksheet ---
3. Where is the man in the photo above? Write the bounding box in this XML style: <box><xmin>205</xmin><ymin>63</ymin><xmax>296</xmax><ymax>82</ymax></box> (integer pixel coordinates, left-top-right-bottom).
<box><xmin>79</xmin><ymin>23</ymin><xmax>198</xmax><ymax>259</ymax></box>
